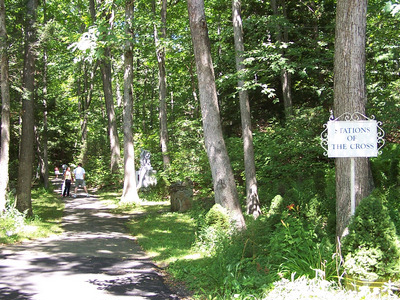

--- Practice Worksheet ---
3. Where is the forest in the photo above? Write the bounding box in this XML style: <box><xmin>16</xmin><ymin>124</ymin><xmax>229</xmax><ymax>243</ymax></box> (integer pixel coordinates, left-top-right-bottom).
<box><xmin>1</xmin><ymin>0</ymin><xmax>400</xmax><ymax>299</ymax></box>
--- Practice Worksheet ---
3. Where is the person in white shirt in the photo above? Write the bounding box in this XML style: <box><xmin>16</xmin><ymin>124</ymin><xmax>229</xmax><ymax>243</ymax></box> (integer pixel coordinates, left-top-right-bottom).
<box><xmin>73</xmin><ymin>163</ymin><xmax>89</xmax><ymax>197</ymax></box>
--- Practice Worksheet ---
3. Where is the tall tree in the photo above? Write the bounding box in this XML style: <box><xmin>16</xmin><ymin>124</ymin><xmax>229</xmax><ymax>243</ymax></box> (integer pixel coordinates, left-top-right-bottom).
<box><xmin>187</xmin><ymin>0</ymin><xmax>246</xmax><ymax>230</ymax></box>
<box><xmin>0</xmin><ymin>0</ymin><xmax>10</xmax><ymax>213</ymax></box>
<box><xmin>16</xmin><ymin>0</ymin><xmax>38</xmax><ymax>216</ymax></box>
<box><xmin>271</xmin><ymin>0</ymin><xmax>293</xmax><ymax>118</ymax></box>
<box><xmin>334</xmin><ymin>0</ymin><xmax>372</xmax><ymax>238</ymax></box>
<box><xmin>40</xmin><ymin>0</ymin><xmax>49</xmax><ymax>188</ymax></box>
<box><xmin>232</xmin><ymin>0</ymin><xmax>261</xmax><ymax>218</ymax></box>
<box><xmin>121</xmin><ymin>0</ymin><xmax>140</xmax><ymax>204</ymax></box>
<box><xmin>78</xmin><ymin>0</ymin><xmax>100</xmax><ymax>166</ymax></box>
<box><xmin>78</xmin><ymin>61</ymin><xmax>99</xmax><ymax>165</ymax></box>
<box><xmin>90</xmin><ymin>0</ymin><xmax>121</xmax><ymax>174</ymax></box>
<box><xmin>99</xmin><ymin>11</ymin><xmax>121</xmax><ymax>174</ymax></box>
<box><xmin>153</xmin><ymin>0</ymin><xmax>170</xmax><ymax>169</ymax></box>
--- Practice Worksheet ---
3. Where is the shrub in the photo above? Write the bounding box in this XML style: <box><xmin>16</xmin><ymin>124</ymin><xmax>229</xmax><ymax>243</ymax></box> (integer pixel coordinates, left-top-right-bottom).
<box><xmin>0</xmin><ymin>204</ymin><xmax>27</xmax><ymax>243</ymax></box>
<box><xmin>342</xmin><ymin>190</ymin><xmax>400</xmax><ymax>280</ymax></box>
<box><xmin>194</xmin><ymin>204</ymin><xmax>232</xmax><ymax>255</ymax></box>
<box><xmin>268</xmin><ymin>212</ymin><xmax>336</xmax><ymax>281</ymax></box>
<box><xmin>205</xmin><ymin>204</ymin><xmax>231</xmax><ymax>229</ymax></box>
<box><xmin>386</xmin><ymin>187</ymin><xmax>400</xmax><ymax>233</ymax></box>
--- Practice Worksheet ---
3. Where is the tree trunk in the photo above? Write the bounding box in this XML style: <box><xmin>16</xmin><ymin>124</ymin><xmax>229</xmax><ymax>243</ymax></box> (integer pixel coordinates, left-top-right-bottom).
<box><xmin>153</xmin><ymin>0</ymin><xmax>170</xmax><ymax>170</ymax></box>
<box><xmin>34</xmin><ymin>126</ymin><xmax>46</xmax><ymax>182</ymax></box>
<box><xmin>0</xmin><ymin>0</ymin><xmax>10</xmax><ymax>213</ymax></box>
<box><xmin>334</xmin><ymin>0</ymin><xmax>372</xmax><ymax>239</ymax></box>
<box><xmin>121</xmin><ymin>0</ymin><xmax>140</xmax><ymax>204</ymax></box>
<box><xmin>91</xmin><ymin>0</ymin><xmax>120</xmax><ymax>174</ymax></box>
<box><xmin>16</xmin><ymin>0</ymin><xmax>38</xmax><ymax>216</ymax></box>
<box><xmin>188</xmin><ymin>59</ymin><xmax>200</xmax><ymax>118</ymax></box>
<box><xmin>41</xmin><ymin>0</ymin><xmax>49</xmax><ymax>188</ymax></box>
<box><xmin>271</xmin><ymin>0</ymin><xmax>293</xmax><ymax>118</ymax></box>
<box><xmin>41</xmin><ymin>51</ymin><xmax>49</xmax><ymax>188</ymax></box>
<box><xmin>79</xmin><ymin>61</ymin><xmax>98</xmax><ymax>165</ymax></box>
<box><xmin>99</xmin><ymin>6</ymin><xmax>121</xmax><ymax>174</ymax></box>
<box><xmin>232</xmin><ymin>0</ymin><xmax>261</xmax><ymax>218</ymax></box>
<box><xmin>187</xmin><ymin>0</ymin><xmax>246</xmax><ymax>230</ymax></box>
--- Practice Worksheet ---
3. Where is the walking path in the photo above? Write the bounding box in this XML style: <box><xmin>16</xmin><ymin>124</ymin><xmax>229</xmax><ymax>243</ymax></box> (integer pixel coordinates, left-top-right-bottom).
<box><xmin>0</xmin><ymin>179</ymin><xmax>189</xmax><ymax>300</ymax></box>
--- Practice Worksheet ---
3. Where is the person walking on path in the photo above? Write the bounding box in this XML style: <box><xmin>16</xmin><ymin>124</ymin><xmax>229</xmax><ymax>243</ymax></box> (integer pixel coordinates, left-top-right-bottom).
<box><xmin>73</xmin><ymin>163</ymin><xmax>88</xmax><ymax>197</ymax></box>
<box><xmin>63</xmin><ymin>166</ymin><xmax>73</xmax><ymax>197</ymax></box>
<box><xmin>62</xmin><ymin>163</ymin><xmax>68</xmax><ymax>175</ymax></box>
<box><xmin>55</xmin><ymin>166</ymin><xmax>60</xmax><ymax>179</ymax></box>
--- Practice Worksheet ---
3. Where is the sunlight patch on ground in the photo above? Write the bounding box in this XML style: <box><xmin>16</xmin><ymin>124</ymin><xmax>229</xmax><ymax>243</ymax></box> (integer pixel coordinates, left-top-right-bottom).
<box><xmin>182</xmin><ymin>253</ymin><xmax>202</xmax><ymax>260</ymax></box>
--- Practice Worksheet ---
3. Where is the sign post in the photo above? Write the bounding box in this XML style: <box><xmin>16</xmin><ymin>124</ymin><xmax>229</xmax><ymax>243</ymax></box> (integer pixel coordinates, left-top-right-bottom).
<box><xmin>321</xmin><ymin>112</ymin><xmax>385</xmax><ymax>215</ymax></box>
<box><xmin>351</xmin><ymin>157</ymin><xmax>355</xmax><ymax>215</ymax></box>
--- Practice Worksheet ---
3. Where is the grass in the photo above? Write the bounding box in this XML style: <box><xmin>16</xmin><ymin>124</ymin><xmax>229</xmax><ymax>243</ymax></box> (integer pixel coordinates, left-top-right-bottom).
<box><xmin>49</xmin><ymin>188</ymin><xmax>397</xmax><ymax>299</ymax></box>
<box><xmin>0</xmin><ymin>186</ymin><xmax>64</xmax><ymax>245</ymax></box>
<box><xmin>127</xmin><ymin>208</ymin><xmax>197</xmax><ymax>264</ymax></box>
<box><xmin>98</xmin><ymin>189</ymin><xmax>197</xmax><ymax>265</ymax></box>
<box><xmin>101</xmin><ymin>192</ymin><xmax>400</xmax><ymax>300</ymax></box>
<box><xmin>2</xmin><ymin>183</ymin><xmax>399</xmax><ymax>299</ymax></box>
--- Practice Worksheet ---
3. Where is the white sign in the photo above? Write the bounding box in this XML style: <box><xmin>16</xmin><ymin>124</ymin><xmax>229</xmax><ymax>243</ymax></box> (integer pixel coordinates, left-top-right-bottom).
<box><xmin>327</xmin><ymin>120</ymin><xmax>378</xmax><ymax>158</ymax></box>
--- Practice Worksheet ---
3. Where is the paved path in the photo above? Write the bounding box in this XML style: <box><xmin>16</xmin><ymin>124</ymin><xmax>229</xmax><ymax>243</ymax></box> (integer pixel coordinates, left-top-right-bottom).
<box><xmin>0</xmin><ymin>179</ymin><xmax>188</xmax><ymax>300</ymax></box>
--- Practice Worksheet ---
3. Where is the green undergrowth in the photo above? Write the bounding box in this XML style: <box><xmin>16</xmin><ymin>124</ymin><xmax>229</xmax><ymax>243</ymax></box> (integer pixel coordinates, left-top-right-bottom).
<box><xmin>116</xmin><ymin>193</ymin><xmax>400</xmax><ymax>299</ymax></box>
<box><xmin>126</xmin><ymin>203</ymin><xmax>197</xmax><ymax>265</ymax></box>
<box><xmin>0</xmin><ymin>186</ymin><xmax>64</xmax><ymax>244</ymax></box>
<box><xmin>97</xmin><ymin>189</ymin><xmax>169</xmax><ymax>215</ymax></box>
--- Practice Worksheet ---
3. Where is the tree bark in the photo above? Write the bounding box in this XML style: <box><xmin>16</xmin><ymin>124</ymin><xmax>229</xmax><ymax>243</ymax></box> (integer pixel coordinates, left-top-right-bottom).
<box><xmin>188</xmin><ymin>59</ymin><xmax>200</xmax><ymax>118</ymax></box>
<box><xmin>153</xmin><ymin>0</ymin><xmax>170</xmax><ymax>170</ymax></box>
<box><xmin>40</xmin><ymin>0</ymin><xmax>49</xmax><ymax>188</ymax></box>
<box><xmin>232</xmin><ymin>0</ymin><xmax>261</xmax><ymax>218</ymax></box>
<box><xmin>0</xmin><ymin>0</ymin><xmax>10</xmax><ymax>213</ymax></box>
<box><xmin>121</xmin><ymin>0</ymin><xmax>140</xmax><ymax>204</ymax></box>
<box><xmin>101</xmin><ymin>49</ymin><xmax>121</xmax><ymax>173</ymax></box>
<box><xmin>16</xmin><ymin>0</ymin><xmax>38</xmax><ymax>216</ymax></box>
<box><xmin>187</xmin><ymin>0</ymin><xmax>246</xmax><ymax>230</ymax></box>
<box><xmin>99</xmin><ymin>6</ymin><xmax>121</xmax><ymax>174</ymax></box>
<box><xmin>271</xmin><ymin>0</ymin><xmax>293</xmax><ymax>118</ymax></box>
<box><xmin>334</xmin><ymin>0</ymin><xmax>372</xmax><ymax>239</ymax></box>
<box><xmin>78</xmin><ymin>60</ymin><xmax>98</xmax><ymax>165</ymax></box>
<box><xmin>90</xmin><ymin>0</ymin><xmax>121</xmax><ymax>173</ymax></box>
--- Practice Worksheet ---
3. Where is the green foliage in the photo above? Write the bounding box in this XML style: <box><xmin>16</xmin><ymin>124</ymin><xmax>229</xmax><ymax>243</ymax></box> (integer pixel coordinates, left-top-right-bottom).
<box><xmin>167</xmin><ymin>119</ymin><xmax>211</xmax><ymax>189</ymax></box>
<box><xmin>3</xmin><ymin>0</ymin><xmax>400</xmax><ymax>298</ymax></box>
<box><xmin>168</xmin><ymin>204</ymin><xmax>336</xmax><ymax>299</ymax></box>
<box><xmin>233</xmin><ymin>106</ymin><xmax>333</xmax><ymax>201</ymax></box>
<box><xmin>254</xmin><ymin>107</ymin><xmax>329</xmax><ymax>188</ymax></box>
<box><xmin>139</xmin><ymin>183</ymin><xmax>169</xmax><ymax>202</ymax></box>
<box><xmin>342</xmin><ymin>190</ymin><xmax>400</xmax><ymax>280</ymax></box>
<box><xmin>385</xmin><ymin>186</ymin><xmax>400</xmax><ymax>233</ymax></box>
<box><xmin>0</xmin><ymin>202</ymin><xmax>27</xmax><ymax>244</ymax></box>
<box><xmin>226</xmin><ymin>106</ymin><xmax>337</xmax><ymax>236</ymax></box>
<box><xmin>127</xmin><ymin>172</ymin><xmax>399</xmax><ymax>300</ymax></box>
<box><xmin>205</xmin><ymin>204</ymin><xmax>231</xmax><ymax>229</ymax></box>
<box><xmin>269</xmin><ymin>213</ymin><xmax>336</xmax><ymax>281</ymax></box>
<box><xmin>371</xmin><ymin>144</ymin><xmax>400</xmax><ymax>187</ymax></box>
<box><xmin>266</xmin><ymin>195</ymin><xmax>284</xmax><ymax>217</ymax></box>
<box><xmin>126</xmin><ymin>204</ymin><xmax>196</xmax><ymax>264</ymax></box>
<box><xmin>194</xmin><ymin>204</ymin><xmax>232</xmax><ymax>255</ymax></box>
<box><xmin>0</xmin><ymin>187</ymin><xmax>64</xmax><ymax>244</ymax></box>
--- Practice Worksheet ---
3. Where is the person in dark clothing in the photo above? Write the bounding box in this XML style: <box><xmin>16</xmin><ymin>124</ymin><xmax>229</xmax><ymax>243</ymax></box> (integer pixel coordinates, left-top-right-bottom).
<box><xmin>63</xmin><ymin>167</ymin><xmax>74</xmax><ymax>197</ymax></box>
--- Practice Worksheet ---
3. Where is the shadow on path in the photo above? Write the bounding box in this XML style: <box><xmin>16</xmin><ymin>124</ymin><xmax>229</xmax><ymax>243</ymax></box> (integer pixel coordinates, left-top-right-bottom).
<box><xmin>0</xmin><ymin>178</ymin><xmax>188</xmax><ymax>300</ymax></box>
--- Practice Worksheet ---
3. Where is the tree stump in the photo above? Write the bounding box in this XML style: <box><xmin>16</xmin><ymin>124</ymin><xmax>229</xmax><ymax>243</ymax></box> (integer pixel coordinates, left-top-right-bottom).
<box><xmin>170</xmin><ymin>179</ymin><xmax>193</xmax><ymax>212</ymax></box>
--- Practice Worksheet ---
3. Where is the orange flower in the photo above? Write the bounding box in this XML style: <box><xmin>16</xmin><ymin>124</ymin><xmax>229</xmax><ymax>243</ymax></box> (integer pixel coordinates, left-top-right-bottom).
<box><xmin>287</xmin><ymin>203</ymin><xmax>295</xmax><ymax>210</ymax></box>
